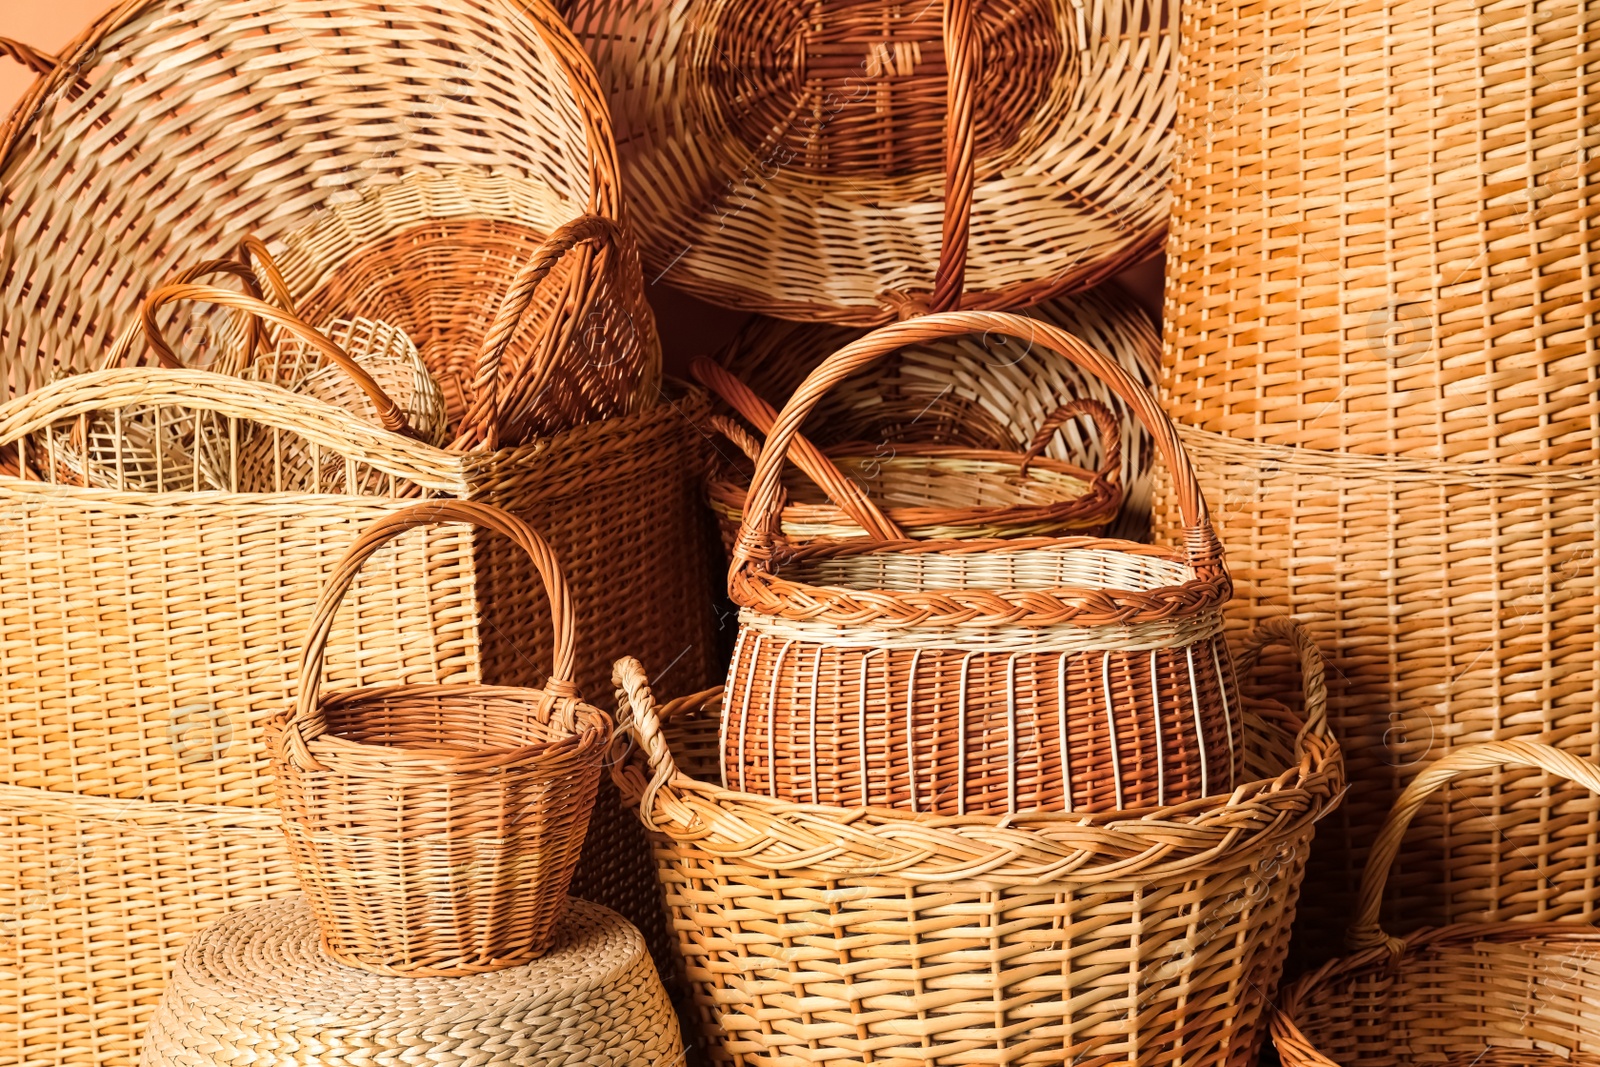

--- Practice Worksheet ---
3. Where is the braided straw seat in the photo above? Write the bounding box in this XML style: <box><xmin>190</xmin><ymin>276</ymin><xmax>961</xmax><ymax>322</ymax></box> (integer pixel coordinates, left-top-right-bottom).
<box><xmin>612</xmin><ymin>616</ymin><xmax>1343</xmax><ymax>1067</ymax></box>
<box><xmin>141</xmin><ymin>896</ymin><xmax>682</xmax><ymax>1067</ymax></box>
<box><xmin>557</xmin><ymin>0</ymin><xmax>1175</xmax><ymax>322</ymax></box>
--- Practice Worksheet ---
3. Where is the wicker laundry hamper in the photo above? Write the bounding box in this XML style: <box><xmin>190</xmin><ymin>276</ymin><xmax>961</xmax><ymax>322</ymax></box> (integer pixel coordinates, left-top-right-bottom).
<box><xmin>694</xmin><ymin>357</ymin><xmax>1123</xmax><ymax>545</ymax></box>
<box><xmin>724</xmin><ymin>310</ymin><xmax>1239</xmax><ymax>814</ymax></box>
<box><xmin>1273</xmin><ymin>741</ymin><xmax>1600</xmax><ymax>1067</ymax></box>
<box><xmin>140</xmin><ymin>896</ymin><xmax>683</xmax><ymax>1067</ymax></box>
<box><xmin>611</xmin><ymin>616</ymin><xmax>1343</xmax><ymax>1067</ymax></box>
<box><xmin>0</xmin><ymin>365</ymin><xmax>714</xmax><ymax>1066</ymax></box>
<box><xmin>1157</xmin><ymin>0</ymin><xmax>1600</xmax><ymax>940</ymax></box>
<box><xmin>556</xmin><ymin>0</ymin><xmax>1175</xmax><ymax>322</ymax></box>
<box><xmin>716</xmin><ymin>280</ymin><xmax>1162</xmax><ymax>538</ymax></box>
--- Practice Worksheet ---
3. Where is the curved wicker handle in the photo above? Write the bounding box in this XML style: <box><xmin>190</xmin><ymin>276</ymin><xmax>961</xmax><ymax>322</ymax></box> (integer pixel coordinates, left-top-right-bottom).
<box><xmin>1018</xmin><ymin>398</ymin><xmax>1123</xmax><ymax>483</ymax></box>
<box><xmin>455</xmin><ymin>214</ymin><xmax>623</xmax><ymax>450</ymax></box>
<box><xmin>928</xmin><ymin>0</ymin><xmax>976</xmax><ymax>313</ymax></box>
<box><xmin>611</xmin><ymin>656</ymin><xmax>722</xmax><ymax>829</ymax></box>
<box><xmin>733</xmin><ymin>310</ymin><xmax>1221</xmax><ymax>570</ymax></box>
<box><xmin>235</xmin><ymin>235</ymin><xmax>299</xmax><ymax>315</ymax></box>
<box><xmin>102</xmin><ymin>258</ymin><xmax>269</xmax><ymax>372</ymax></box>
<box><xmin>1233</xmin><ymin>616</ymin><xmax>1329</xmax><ymax>747</ymax></box>
<box><xmin>704</xmin><ymin>413</ymin><xmax>763</xmax><ymax>463</ymax></box>
<box><xmin>0</xmin><ymin>38</ymin><xmax>57</xmax><ymax>76</ymax></box>
<box><xmin>285</xmin><ymin>500</ymin><xmax>580</xmax><ymax>771</ymax></box>
<box><xmin>130</xmin><ymin>284</ymin><xmax>413</xmax><ymax>437</ymax></box>
<box><xmin>1345</xmin><ymin>740</ymin><xmax>1600</xmax><ymax>954</ymax></box>
<box><xmin>690</xmin><ymin>358</ymin><xmax>903</xmax><ymax>539</ymax></box>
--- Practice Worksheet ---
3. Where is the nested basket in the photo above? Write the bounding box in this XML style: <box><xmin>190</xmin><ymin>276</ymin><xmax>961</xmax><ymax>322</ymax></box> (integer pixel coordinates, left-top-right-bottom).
<box><xmin>269</xmin><ymin>501</ymin><xmax>611</xmax><ymax>975</ymax></box>
<box><xmin>715</xmin><ymin>280</ymin><xmax>1163</xmax><ymax>538</ymax></box>
<box><xmin>1273</xmin><ymin>741</ymin><xmax>1600</xmax><ymax>1067</ymax></box>
<box><xmin>694</xmin><ymin>357</ymin><xmax>1123</xmax><ymax>545</ymax></box>
<box><xmin>724</xmin><ymin>310</ymin><xmax>1240</xmax><ymax>814</ymax></box>
<box><xmin>611</xmin><ymin>617</ymin><xmax>1343</xmax><ymax>1067</ymax></box>
<box><xmin>557</xmin><ymin>0</ymin><xmax>1175</xmax><ymax>321</ymax></box>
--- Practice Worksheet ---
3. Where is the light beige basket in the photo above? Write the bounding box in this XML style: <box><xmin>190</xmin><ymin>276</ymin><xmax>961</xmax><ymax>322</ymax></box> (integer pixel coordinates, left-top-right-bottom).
<box><xmin>611</xmin><ymin>617</ymin><xmax>1343</xmax><ymax>1067</ymax></box>
<box><xmin>141</xmin><ymin>896</ymin><xmax>683</xmax><ymax>1067</ymax></box>
<box><xmin>557</xmin><ymin>0</ymin><xmax>1176</xmax><ymax>322</ymax></box>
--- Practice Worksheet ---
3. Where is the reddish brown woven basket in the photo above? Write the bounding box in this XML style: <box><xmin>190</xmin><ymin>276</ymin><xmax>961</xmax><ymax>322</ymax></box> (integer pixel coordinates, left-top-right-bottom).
<box><xmin>267</xmin><ymin>500</ymin><xmax>612</xmax><ymax>977</ymax></box>
<box><xmin>723</xmin><ymin>310</ymin><xmax>1240</xmax><ymax>814</ymax></box>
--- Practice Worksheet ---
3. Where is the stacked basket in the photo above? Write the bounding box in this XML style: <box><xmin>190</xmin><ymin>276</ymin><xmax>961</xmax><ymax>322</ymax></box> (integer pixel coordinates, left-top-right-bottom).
<box><xmin>1157</xmin><ymin>0</ymin><xmax>1600</xmax><ymax>949</ymax></box>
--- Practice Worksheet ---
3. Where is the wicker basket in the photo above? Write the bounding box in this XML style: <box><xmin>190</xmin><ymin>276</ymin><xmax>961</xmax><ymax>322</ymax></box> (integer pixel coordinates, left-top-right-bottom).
<box><xmin>556</xmin><ymin>0</ymin><xmax>1174</xmax><ymax>322</ymax></box>
<box><xmin>0</xmin><ymin>368</ymin><xmax>716</xmax><ymax>1064</ymax></box>
<box><xmin>269</xmin><ymin>501</ymin><xmax>611</xmax><ymax>975</ymax></box>
<box><xmin>1163</xmin><ymin>0</ymin><xmax>1600</xmax><ymax>466</ymax></box>
<box><xmin>723</xmin><ymin>310</ymin><xmax>1239</xmax><ymax>814</ymax></box>
<box><xmin>1273</xmin><ymin>741</ymin><xmax>1600</xmax><ymax>1067</ymax></box>
<box><xmin>694</xmin><ymin>357</ymin><xmax>1123</xmax><ymax>546</ymax></box>
<box><xmin>611</xmin><ymin>616</ymin><xmax>1343</xmax><ymax>1067</ymax></box>
<box><xmin>715</xmin><ymin>280</ymin><xmax>1162</xmax><ymax>539</ymax></box>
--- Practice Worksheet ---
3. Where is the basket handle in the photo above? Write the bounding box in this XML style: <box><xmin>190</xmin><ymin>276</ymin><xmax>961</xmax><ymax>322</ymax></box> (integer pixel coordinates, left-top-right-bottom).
<box><xmin>703</xmin><ymin>413</ymin><xmax>764</xmax><ymax>464</ymax></box>
<box><xmin>1017</xmin><ymin>398</ymin><xmax>1123</xmax><ymax>484</ymax></box>
<box><xmin>732</xmin><ymin>310</ymin><xmax>1221</xmax><ymax>571</ymax></box>
<box><xmin>454</xmin><ymin>214</ymin><xmax>625</xmax><ymax>451</ymax></box>
<box><xmin>1233</xmin><ymin>617</ymin><xmax>1329</xmax><ymax>747</ymax></box>
<box><xmin>283</xmin><ymin>500</ymin><xmax>580</xmax><ymax>771</ymax></box>
<box><xmin>118</xmin><ymin>283</ymin><xmax>413</xmax><ymax>438</ymax></box>
<box><xmin>690</xmin><ymin>358</ymin><xmax>903</xmax><ymax>539</ymax></box>
<box><xmin>101</xmin><ymin>257</ymin><xmax>272</xmax><ymax>372</ymax></box>
<box><xmin>0</xmin><ymin>38</ymin><xmax>57</xmax><ymax>76</ymax></box>
<box><xmin>927</xmin><ymin>0</ymin><xmax>976</xmax><ymax>314</ymax></box>
<box><xmin>611</xmin><ymin>656</ymin><xmax>721</xmax><ymax>828</ymax></box>
<box><xmin>1345</xmin><ymin>740</ymin><xmax>1600</xmax><ymax>954</ymax></box>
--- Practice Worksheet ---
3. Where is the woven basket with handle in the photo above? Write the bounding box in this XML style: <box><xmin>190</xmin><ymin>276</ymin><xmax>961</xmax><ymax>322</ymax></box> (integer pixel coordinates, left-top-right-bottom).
<box><xmin>269</xmin><ymin>501</ymin><xmax>611</xmax><ymax>976</ymax></box>
<box><xmin>724</xmin><ymin>310</ymin><xmax>1240</xmax><ymax>814</ymax></box>
<box><xmin>1274</xmin><ymin>741</ymin><xmax>1600</xmax><ymax>1067</ymax></box>
<box><xmin>557</xmin><ymin>0</ymin><xmax>1174</xmax><ymax>321</ymax></box>
<box><xmin>612</xmin><ymin>617</ymin><xmax>1342</xmax><ymax>1067</ymax></box>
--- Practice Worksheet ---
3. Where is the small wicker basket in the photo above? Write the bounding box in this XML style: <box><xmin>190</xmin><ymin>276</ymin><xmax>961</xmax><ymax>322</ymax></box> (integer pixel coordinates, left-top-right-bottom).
<box><xmin>267</xmin><ymin>500</ymin><xmax>612</xmax><ymax>976</ymax></box>
<box><xmin>1273</xmin><ymin>741</ymin><xmax>1600</xmax><ymax>1067</ymax></box>
<box><xmin>723</xmin><ymin>310</ymin><xmax>1239</xmax><ymax>814</ymax></box>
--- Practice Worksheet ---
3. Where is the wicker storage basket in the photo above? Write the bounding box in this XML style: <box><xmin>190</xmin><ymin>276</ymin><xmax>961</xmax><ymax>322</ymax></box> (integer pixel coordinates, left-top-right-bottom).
<box><xmin>1273</xmin><ymin>741</ymin><xmax>1600</xmax><ymax>1067</ymax></box>
<box><xmin>724</xmin><ymin>310</ymin><xmax>1239</xmax><ymax>813</ymax></box>
<box><xmin>611</xmin><ymin>616</ymin><xmax>1343</xmax><ymax>1067</ymax></box>
<box><xmin>0</xmin><ymin>367</ymin><xmax>715</xmax><ymax>1065</ymax></box>
<box><xmin>269</xmin><ymin>501</ymin><xmax>611</xmax><ymax>975</ymax></box>
<box><xmin>695</xmin><ymin>357</ymin><xmax>1123</xmax><ymax>546</ymax></box>
<box><xmin>556</xmin><ymin>0</ymin><xmax>1174</xmax><ymax>322</ymax></box>
<box><xmin>716</xmin><ymin>280</ymin><xmax>1162</xmax><ymax>538</ymax></box>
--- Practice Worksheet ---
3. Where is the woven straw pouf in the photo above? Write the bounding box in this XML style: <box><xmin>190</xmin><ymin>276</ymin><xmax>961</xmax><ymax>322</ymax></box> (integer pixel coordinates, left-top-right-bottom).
<box><xmin>140</xmin><ymin>896</ymin><xmax>682</xmax><ymax>1066</ymax></box>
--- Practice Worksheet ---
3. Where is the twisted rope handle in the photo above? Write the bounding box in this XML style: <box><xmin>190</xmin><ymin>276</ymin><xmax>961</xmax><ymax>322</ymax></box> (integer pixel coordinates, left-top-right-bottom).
<box><xmin>1017</xmin><ymin>398</ymin><xmax>1123</xmax><ymax>483</ymax></box>
<box><xmin>125</xmin><ymin>283</ymin><xmax>412</xmax><ymax>437</ymax></box>
<box><xmin>703</xmin><ymin>413</ymin><xmax>763</xmax><ymax>463</ymax></box>
<box><xmin>733</xmin><ymin>311</ymin><xmax>1222</xmax><ymax>572</ymax></box>
<box><xmin>0</xmin><ymin>38</ymin><xmax>57</xmax><ymax>76</ymax></box>
<box><xmin>690</xmin><ymin>358</ymin><xmax>904</xmax><ymax>539</ymax></box>
<box><xmin>928</xmin><ymin>0</ymin><xmax>976</xmax><ymax>314</ymax></box>
<box><xmin>286</xmin><ymin>500</ymin><xmax>580</xmax><ymax>772</ymax></box>
<box><xmin>1344</xmin><ymin>740</ymin><xmax>1600</xmax><ymax>956</ymax></box>
<box><xmin>455</xmin><ymin>214</ymin><xmax>622</xmax><ymax>451</ymax></box>
<box><xmin>610</xmin><ymin>656</ymin><xmax>721</xmax><ymax>832</ymax></box>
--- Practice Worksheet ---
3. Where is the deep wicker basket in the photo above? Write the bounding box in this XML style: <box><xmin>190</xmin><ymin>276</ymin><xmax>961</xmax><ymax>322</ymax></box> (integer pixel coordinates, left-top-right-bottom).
<box><xmin>612</xmin><ymin>616</ymin><xmax>1343</xmax><ymax>1067</ymax></box>
<box><xmin>268</xmin><ymin>500</ymin><xmax>612</xmax><ymax>976</ymax></box>
<box><xmin>724</xmin><ymin>310</ymin><xmax>1240</xmax><ymax>814</ymax></box>
<box><xmin>1274</xmin><ymin>741</ymin><xmax>1600</xmax><ymax>1067</ymax></box>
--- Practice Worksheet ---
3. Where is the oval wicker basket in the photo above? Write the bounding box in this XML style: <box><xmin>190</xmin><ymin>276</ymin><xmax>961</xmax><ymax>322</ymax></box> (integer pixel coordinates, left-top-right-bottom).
<box><xmin>611</xmin><ymin>616</ymin><xmax>1343</xmax><ymax>1067</ymax></box>
<box><xmin>1163</xmin><ymin>0</ymin><xmax>1600</xmax><ymax>466</ymax></box>
<box><xmin>1273</xmin><ymin>741</ymin><xmax>1600</xmax><ymax>1067</ymax></box>
<box><xmin>725</xmin><ymin>310</ymin><xmax>1240</xmax><ymax>814</ymax></box>
<box><xmin>557</xmin><ymin>0</ymin><xmax>1175</xmax><ymax>322</ymax></box>
<box><xmin>716</xmin><ymin>280</ymin><xmax>1162</xmax><ymax>538</ymax></box>
<box><xmin>269</xmin><ymin>500</ymin><xmax>611</xmax><ymax>975</ymax></box>
<box><xmin>695</xmin><ymin>357</ymin><xmax>1123</xmax><ymax>546</ymax></box>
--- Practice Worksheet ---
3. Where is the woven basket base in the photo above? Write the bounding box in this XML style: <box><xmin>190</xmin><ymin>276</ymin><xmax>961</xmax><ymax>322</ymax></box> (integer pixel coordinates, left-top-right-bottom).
<box><xmin>140</xmin><ymin>896</ymin><xmax>682</xmax><ymax>1066</ymax></box>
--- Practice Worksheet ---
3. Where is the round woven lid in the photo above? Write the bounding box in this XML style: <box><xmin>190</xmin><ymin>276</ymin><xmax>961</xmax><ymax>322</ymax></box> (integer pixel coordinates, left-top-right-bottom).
<box><xmin>141</xmin><ymin>896</ymin><xmax>682</xmax><ymax>1066</ymax></box>
<box><xmin>558</xmin><ymin>0</ymin><xmax>1174</xmax><ymax>323</ymax></box>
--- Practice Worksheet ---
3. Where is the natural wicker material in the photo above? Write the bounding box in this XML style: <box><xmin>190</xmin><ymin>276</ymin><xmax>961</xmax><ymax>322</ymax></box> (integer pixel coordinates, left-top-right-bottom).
<box><xmin>141</xmin><ymin>896</ymin><xmax>683</xmax><ymax>1067</ymax></box>
<box><xmin>1163</xmin><ymin>0</ymin><xmax>1600</xmax><ymax>466</ymax></box>
<box><xmin>1153</xmin><ymin>426</ymin><xmax>1600</xmax><ymax>946</ymax></box>
<box><xmin>612</xmin><ymin>616</ymin><xmax>1343</xmax><ymax>1067</ymax></box>
<box><xmin>716</xmin><ymin>281</ymin><xmax>1163</xmax><ymax>538</ymax></box>
<box><xmin>0</xmin><ymin>0</ymin><xmax>623</xmax><ymax>407</ymax></box>
<box><xmin>1273</xmin><ymin>742</ymin><xmax>1600</xmax><ymax>1067</ymax></box>
<box><xmin>695</xmin><ymin>357</ymin><xmax>1123</xmax><ymax>545</ymax></box>
<box><xmin>724</xmin><ymin>310</ymin><xmax>1240</xmax><ymax>813</ymax></box>
<box><xmin>269</xmin><ymin>501</ymin><xmax>611</xmax><ymax>976</ymax></box>
<box><xmin>0</xmin><ymin>369</ymin><xmax>716</xmax><ymax>1063</ymax></box>
<box><xmin>557</xmin><ymin>0</ymin><xmax>1175</xmax><ymax>322</ymax></box>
